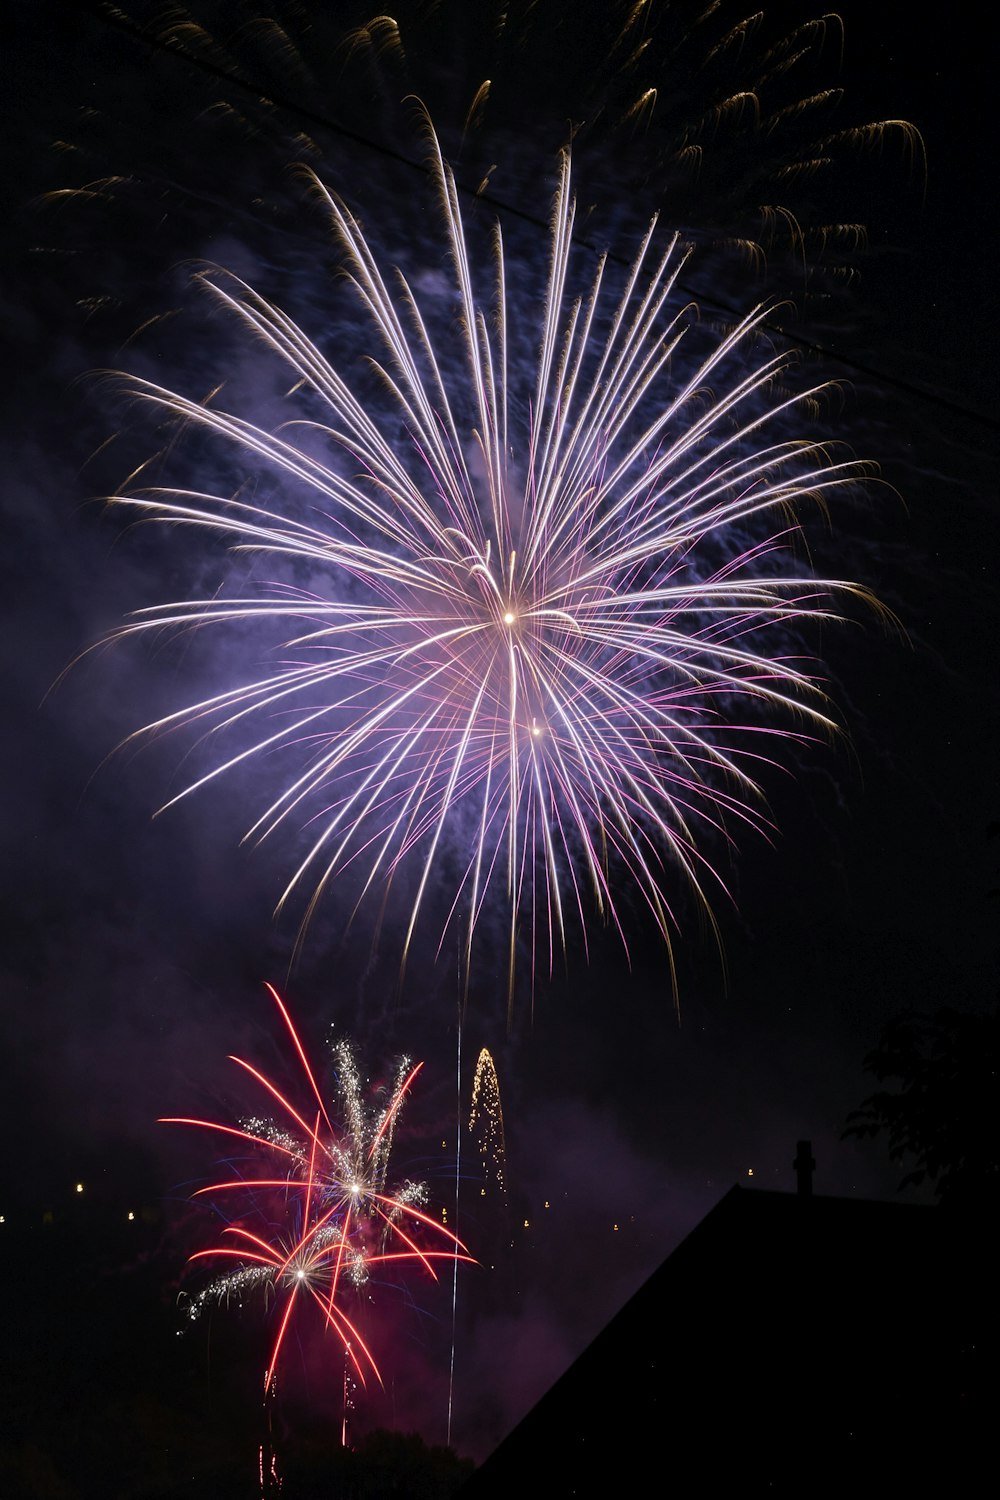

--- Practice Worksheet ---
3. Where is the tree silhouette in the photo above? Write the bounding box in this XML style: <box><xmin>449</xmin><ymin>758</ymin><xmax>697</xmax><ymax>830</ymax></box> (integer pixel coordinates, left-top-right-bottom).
<box><xmin>277</xmin><ymin>1426</ymin><xmax>474</xmax><ymax>1499</ymax></box>
<box><xmin>844</xmin><ymin>1006</ymin><xmax>1000</xmax><ymax>1208</ymax></box>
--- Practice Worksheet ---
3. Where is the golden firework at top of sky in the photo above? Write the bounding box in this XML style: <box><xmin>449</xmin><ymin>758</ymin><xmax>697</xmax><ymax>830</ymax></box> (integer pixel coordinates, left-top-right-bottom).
<box><xmin>75</xmin><ymin>0</ymin><xmax>922</xmax><ymax>311</ymax></box>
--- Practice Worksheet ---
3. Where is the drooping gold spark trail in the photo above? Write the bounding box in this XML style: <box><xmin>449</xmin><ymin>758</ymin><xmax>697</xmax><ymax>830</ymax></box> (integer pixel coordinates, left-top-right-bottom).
<box><xmin>470</xmin><ymin>1049</ymin><xmax>507</xmax><ymax>1205</ymax></box>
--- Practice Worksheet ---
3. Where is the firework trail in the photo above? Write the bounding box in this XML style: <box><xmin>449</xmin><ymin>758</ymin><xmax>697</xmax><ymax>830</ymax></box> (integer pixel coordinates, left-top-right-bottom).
<box><xmin>448</xmin><ymin>1043</ymin><xmax>508</xmax><ymax>1443</ymax></box>
<box><xmin>104</xmin><ymin>113</ymin><xmax>880</xmax><ymax>1004</ymax></box>
<box><xmin>166</xmin><ymin>983</ymin><xmax>470</xmax><ymax>1391</ymax></box>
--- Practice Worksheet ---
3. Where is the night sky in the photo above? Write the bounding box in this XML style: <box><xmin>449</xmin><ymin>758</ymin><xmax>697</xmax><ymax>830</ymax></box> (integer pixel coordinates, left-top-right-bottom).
<box><xmin>3</xmin><ymin>0</ymin><xmax>996</xmax><ymax>1490</ymax></box>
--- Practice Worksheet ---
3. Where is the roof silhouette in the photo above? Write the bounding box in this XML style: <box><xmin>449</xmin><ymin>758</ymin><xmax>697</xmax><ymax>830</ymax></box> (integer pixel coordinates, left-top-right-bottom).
<box><xmin>462</xmin><ymin>1170</ymin><xmax>994</xmax><ymax>1497</ymax></box>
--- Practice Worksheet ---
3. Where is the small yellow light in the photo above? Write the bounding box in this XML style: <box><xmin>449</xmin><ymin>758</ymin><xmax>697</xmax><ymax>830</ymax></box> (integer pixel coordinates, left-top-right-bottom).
<box><xmin>613</xmin><ymin>1223</ymin><xmax>619</xmax><ymax>1232</ymax></box>
<box><xmin>747</xmin><ymin>1167</ymin><xmax>754</xmax><ymax>1177</ymax></box>
<box><xmin>523</xmin><ymin>1219</ymin><xmax>530</xmax><ymax>1229</ymax></box>
<box><xmin>75</xmin><ymin>1183</ymin><xmax>84</xmax><ymax>1194</ymax></box>
<box><xmin>127</xmin><ymin>1211</ymin><xmax>135</xmax><ymax>1222</ymax></box>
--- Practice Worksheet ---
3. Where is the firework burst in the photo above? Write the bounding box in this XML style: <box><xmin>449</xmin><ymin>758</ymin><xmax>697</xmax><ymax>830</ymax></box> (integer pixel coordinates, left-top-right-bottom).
<box><xmin>168</xmin><ymin>983</ymin><xmax>470</xmax><ymax>1390</ymax></box>
<box><xmin>106</xmin><ymin>114</ymin><xmax>878</xmax><ymax>1004</ymax></box>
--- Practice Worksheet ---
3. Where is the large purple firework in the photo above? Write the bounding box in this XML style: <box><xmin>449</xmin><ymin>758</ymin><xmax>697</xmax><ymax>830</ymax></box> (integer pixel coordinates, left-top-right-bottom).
<box><xmin>106</xmin><ymin>117</ymin><xmax>876</xmax><ymax>1005</ymax></box>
